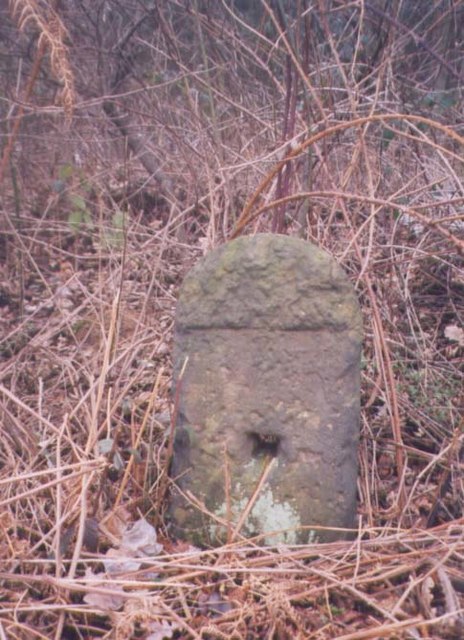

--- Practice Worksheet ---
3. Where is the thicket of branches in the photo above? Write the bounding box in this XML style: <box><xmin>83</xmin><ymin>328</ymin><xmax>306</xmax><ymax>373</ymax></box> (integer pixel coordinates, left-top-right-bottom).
<box><xmin>0</xmin><ymin>1</ymin><xmax>463</xmax><ymax>638</ymax></box>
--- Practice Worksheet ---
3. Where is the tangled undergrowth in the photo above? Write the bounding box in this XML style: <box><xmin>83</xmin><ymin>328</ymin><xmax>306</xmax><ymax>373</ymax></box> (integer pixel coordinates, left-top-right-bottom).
<box><xmin>0</xmin><ymin>1</ymin><xmax>463</xmax><ymax>638</ymax></box>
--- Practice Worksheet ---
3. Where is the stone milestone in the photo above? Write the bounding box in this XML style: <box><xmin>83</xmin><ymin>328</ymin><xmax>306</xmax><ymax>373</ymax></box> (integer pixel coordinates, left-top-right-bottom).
<box><xmin>169</xmin><ymin>233</ymin><xmax>362</xmax><ymax>546</ymax></box>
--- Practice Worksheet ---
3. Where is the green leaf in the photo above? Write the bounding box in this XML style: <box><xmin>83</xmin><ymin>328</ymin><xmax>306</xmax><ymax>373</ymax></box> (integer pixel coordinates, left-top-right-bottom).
<box><xmin>423</xmin><ymin>91</ymin><xmax>457</xmax><ymax>110</ymax></box>
<box><xmin>439</xmin><ymin>93</ymin><xmax>457</xmax><ymax>109</ymax></box>
<box><xmin>69</xmin><ymin>194</ymin><xmax>88</xmax><ymax>211</ymax></box>
<box><xmin>381</xmin><ymin>128</ymin><xmax>395</xmax><ymax>148</ymax></box>
<box><xmin>97</xmin><ymin>438</ymin><xmax>114</xmax><ymax>455</ymax></box>
<box><xmin>126</xmin><ymin>448</ymin><xmax>143</xmax><ymax>464</ymax></box>
<box><xmin>58</xmin><ymin>163</ymin><xmax>74</xmax><ymax>180</ymax></box>
<box><xmin>112</xmin><ymin>451</ymin><xmax>124</xmax><ymax>471</ymax></box>
<box><xmin>102</xmin><ymin>210</ymin><xmax>125</xmax><ymax>248</ymax></box>
<box><xmin>68</xmin><ymin>209</ymin><xmax>84</xmax><ymax>232</ymax></box>
<box><xmin>79</xmin><ymin>179</ymin><xmax>93</xmax><ymax>194</ymax></box>
<box><xmin>112</xmin><ymin>210</ymin><xmax>125</xmax><ymax>230</ymax></box>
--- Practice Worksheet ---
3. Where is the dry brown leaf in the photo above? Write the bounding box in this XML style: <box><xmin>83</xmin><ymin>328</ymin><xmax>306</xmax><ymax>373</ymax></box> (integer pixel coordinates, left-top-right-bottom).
<box><xmin>444</xmin><ymin>324</ymin><xmax>464</xmax><ymax>346</ymax></box>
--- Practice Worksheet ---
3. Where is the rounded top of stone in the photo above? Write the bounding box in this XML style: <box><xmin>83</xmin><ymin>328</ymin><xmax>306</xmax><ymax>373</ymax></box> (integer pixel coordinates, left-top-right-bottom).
<box><xmin>176</xmin><ymin>233</ymin><xmax>362</xmax><ymax>332</ymax></box>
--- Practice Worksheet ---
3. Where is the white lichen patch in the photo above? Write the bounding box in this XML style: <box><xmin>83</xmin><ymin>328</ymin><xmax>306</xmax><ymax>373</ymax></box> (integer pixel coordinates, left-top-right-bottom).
<box><xmin>244</xmin><ymin>487</ymin><xmax>302</xmax><ymax>545</ymax></box>
<box><xmin>210</xmin><ymin>460</ymin><xmax>303</xmax><ymax>544</ymax></box>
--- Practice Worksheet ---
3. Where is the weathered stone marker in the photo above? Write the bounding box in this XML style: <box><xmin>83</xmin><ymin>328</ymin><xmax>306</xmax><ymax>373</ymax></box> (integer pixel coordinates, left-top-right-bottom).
<box><xmin>170</xmin><ymin>234</ymin><xmax>362</xmax><ymax>546</ymax></box>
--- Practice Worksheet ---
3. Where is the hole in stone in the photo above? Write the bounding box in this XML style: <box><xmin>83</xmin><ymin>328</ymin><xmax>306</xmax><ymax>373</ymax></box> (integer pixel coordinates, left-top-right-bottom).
<box><xmin>248</xmin><ymin>432</ymin><xmax>280</xmax><ymax>458</ymax></box>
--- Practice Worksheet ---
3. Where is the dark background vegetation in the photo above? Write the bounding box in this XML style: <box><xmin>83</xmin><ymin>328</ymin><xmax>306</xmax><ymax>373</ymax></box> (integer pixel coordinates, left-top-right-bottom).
<box><xmin>0</xmin><ymin>1</ymin><xmax>463</xmax><ymax>638</ymax></box>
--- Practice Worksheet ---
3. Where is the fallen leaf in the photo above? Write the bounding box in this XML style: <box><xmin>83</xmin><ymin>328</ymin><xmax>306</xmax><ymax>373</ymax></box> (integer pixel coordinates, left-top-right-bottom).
<box><xmin>121</xmin><ymin>518</ymin><xmax>163</xmax><ymax>556</ymax></box>
<box><xmin>146</xmin><ymin>620</ymin><xmax>179</xmax><ymax>640</ymax></box>
<box><xmin>83</xmin><ymin>568</ymin><xmax>125</xmax><ymax>611</ymax></box>
<box><xmin>444</xmin><ymin>324</ymin><xmax>464</xmax><ymax>346</ymax></box>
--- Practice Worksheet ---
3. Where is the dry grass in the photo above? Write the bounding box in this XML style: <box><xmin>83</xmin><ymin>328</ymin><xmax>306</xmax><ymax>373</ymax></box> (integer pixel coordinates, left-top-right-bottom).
<box><xmin>0</xmin><ymin>1</ymin><xmax>463</xmax><ymax>638</ymax></box>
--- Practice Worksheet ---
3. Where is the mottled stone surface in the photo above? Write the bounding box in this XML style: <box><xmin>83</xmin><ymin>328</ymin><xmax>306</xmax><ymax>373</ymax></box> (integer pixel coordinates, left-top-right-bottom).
<box><xmin>169</xmin><ymin>234</ymin><xmax>362</xmax><ymax>546</ymax></box>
